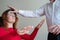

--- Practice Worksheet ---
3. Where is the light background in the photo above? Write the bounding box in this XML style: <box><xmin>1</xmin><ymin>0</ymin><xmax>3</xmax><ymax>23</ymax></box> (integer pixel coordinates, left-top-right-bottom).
<box><xmin>0</xmin><ymin>0</ymin><xmax>49</xmax><ymax>40</ymax></box>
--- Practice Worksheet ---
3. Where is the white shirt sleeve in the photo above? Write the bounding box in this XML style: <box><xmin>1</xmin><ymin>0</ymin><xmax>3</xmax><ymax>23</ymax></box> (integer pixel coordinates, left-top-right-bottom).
<box><xmin>18</xmin><ymin>5</ymin><xmax>45</xmax><ymax>18</ymax></box>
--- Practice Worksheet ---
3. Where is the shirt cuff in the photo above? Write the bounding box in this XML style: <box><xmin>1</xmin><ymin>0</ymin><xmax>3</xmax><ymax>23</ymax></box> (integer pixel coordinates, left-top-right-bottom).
<box><xmin>18</xmin><ymin>10</ymin><xmax>24</xmax><ymax>14</ymax></box>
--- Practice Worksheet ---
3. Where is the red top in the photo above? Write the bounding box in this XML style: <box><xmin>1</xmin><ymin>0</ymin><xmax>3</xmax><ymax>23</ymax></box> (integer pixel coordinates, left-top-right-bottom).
<box><xmin>0</xmin><ymin>27</ymin><xmax>38</xmax><ymax>40</ymax></box>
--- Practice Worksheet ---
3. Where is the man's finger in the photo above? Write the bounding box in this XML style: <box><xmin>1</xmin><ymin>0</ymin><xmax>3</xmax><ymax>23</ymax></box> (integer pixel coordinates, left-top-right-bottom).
<box><xmin>50</xmin><ymin>25</ymin><xmax>58</xmax><ymax>31</ymax></box>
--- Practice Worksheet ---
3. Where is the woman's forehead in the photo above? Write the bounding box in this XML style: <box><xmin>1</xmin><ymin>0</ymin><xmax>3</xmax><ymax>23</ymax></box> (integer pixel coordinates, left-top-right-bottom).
<box><xmin>8</xmin><ymin>11</ymin><xmax>15</xmax><ymax>15</ymax></box>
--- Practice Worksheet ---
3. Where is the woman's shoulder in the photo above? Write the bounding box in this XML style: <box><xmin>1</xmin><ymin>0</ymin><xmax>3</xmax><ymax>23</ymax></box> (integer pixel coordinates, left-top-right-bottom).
<box><xmin>0</xmin><ymin>27</ymin><xmax>7</xmax><ymax>37</ymax></box>
<box><xmin>0</xmin><ymin>27</ymin><xmax>4</xmax><ymax>30</ymax></box>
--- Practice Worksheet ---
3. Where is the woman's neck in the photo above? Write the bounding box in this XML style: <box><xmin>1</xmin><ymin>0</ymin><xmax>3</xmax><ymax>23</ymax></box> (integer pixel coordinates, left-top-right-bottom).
<box><xmin>4</xmin><ymin>21</ymin><xmax>13</xmax><ymax>28</ymax></box>
<box><xmin>7</xmin><ymin>23</ymin><xmax>13</xmax><ymax>28</ymax></box>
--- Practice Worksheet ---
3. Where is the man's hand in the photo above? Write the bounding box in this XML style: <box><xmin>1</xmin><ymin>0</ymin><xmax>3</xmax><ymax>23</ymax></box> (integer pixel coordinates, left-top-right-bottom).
<box><xmin>56</xmin><ymin>25</ymin><xmax>60</xmax><ymax>35</ymax></box>
<box><xmin>49</xmin><ymin>25</ymin><xmax>60</xmax><ymax>35</ymax></box>
<box><xmin>8</xmin><ymin>5</ymin><xmax>19</xmax><ymax>13</ymax></box>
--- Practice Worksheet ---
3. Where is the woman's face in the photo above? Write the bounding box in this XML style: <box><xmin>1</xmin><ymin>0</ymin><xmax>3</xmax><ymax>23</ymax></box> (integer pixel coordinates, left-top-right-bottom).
<box><xmin>7</xmin><ymin>11</ymin><xmax>16</xmax><ymax>23</ymax></box>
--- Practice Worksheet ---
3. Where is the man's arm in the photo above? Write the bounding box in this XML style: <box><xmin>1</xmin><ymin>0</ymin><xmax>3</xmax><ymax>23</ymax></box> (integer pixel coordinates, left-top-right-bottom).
<box><xmin>8</xmin><ymin>5</ymin><xmax>45</xmax><ymax>18</ymax></box>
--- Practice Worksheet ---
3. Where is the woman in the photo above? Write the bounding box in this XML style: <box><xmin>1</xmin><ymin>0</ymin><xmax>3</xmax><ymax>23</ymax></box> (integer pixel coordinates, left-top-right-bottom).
<box><xmin>0</xmin><ymin>8</ymin><xmax>45</xmax><ymax>40</ymax></box>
